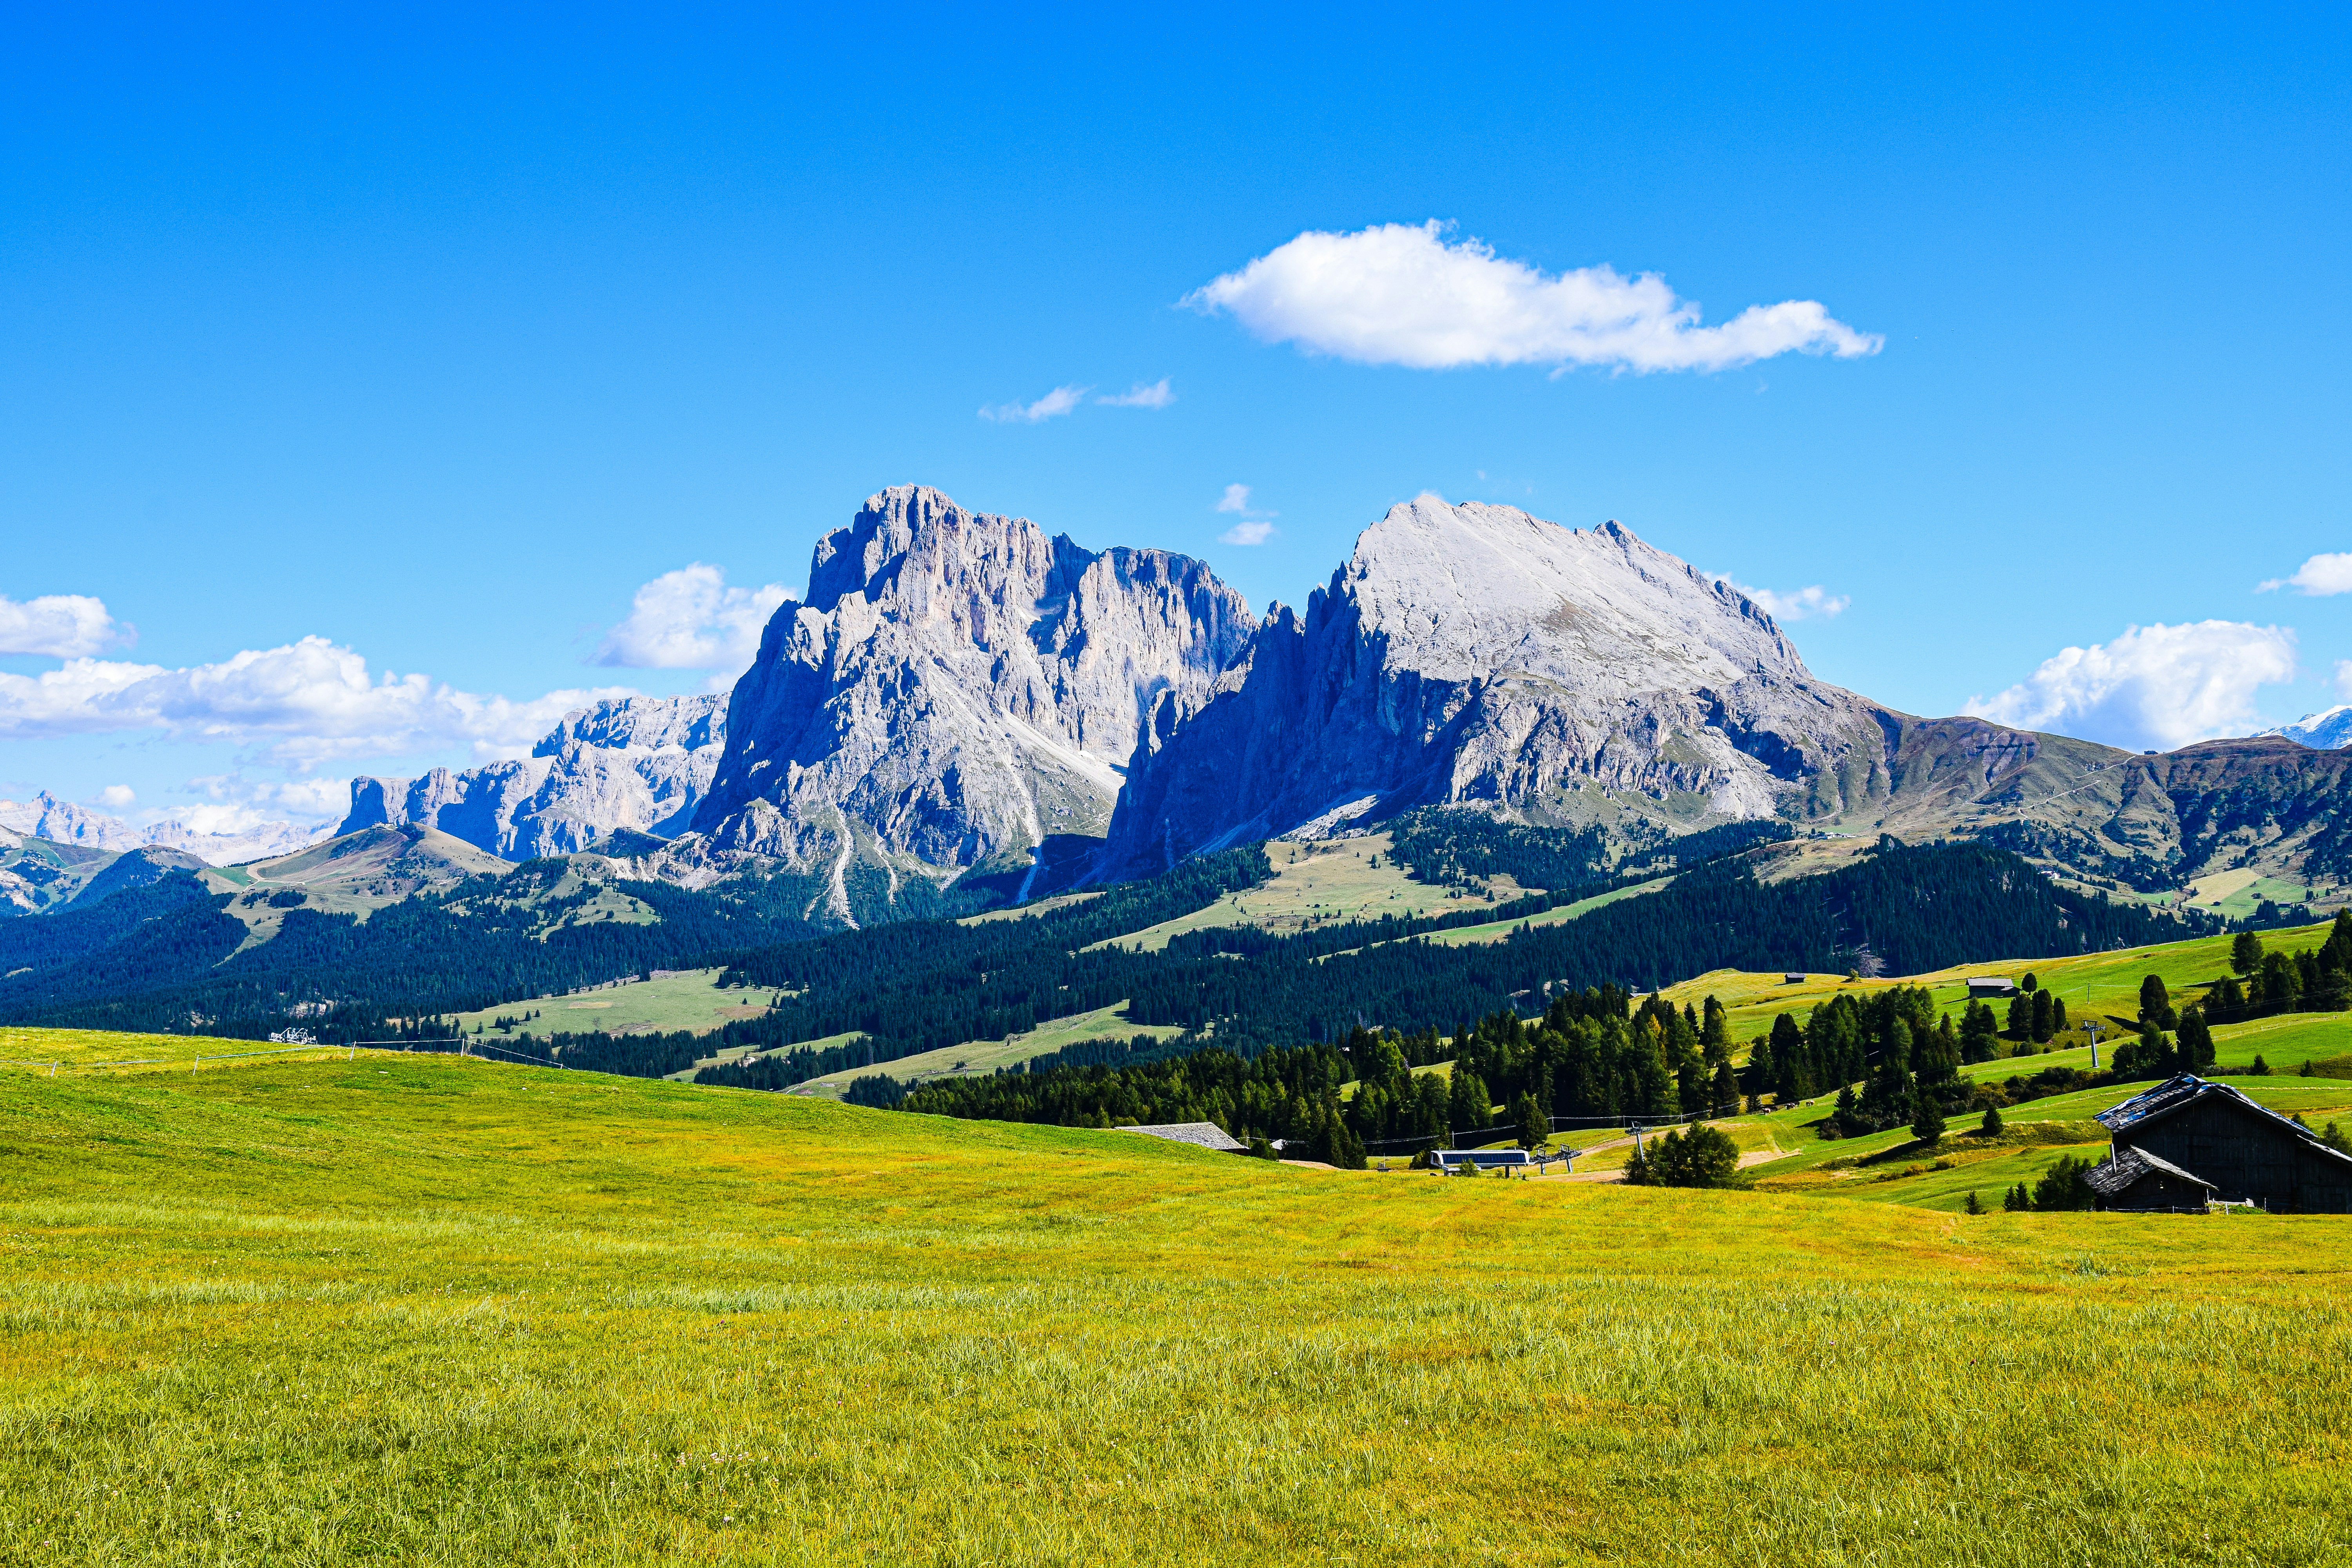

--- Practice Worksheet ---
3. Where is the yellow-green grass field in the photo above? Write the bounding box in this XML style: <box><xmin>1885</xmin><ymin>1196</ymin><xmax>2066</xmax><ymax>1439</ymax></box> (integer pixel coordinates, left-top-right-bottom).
<box><xmin>782</xmin><ymin>1001</ymin><xmax>1185</xmax><ymax>1100</ymax></box>
<box><xmin>6</xmin><ymin>1044</ymin><xmax>2352</xmax><ymax>1565</ymax></box>
<box><xmin>2187</xmin><ymin>867</ymin><xmax>2331</xmax><ymax>922</ymax></box>
<box><xmin>1657</xmin><ymin>918</ymin><xmax>2343</xmax><ymax>1047</ymax></box>
<box><xmin>450</xmin><ymin>967</ymin><xmax>775</xmax><ymax>1044</ymax></box>
<box><xmin>1091</xmin><ymin>833</ymin><xmax>1525</xmax><ymax>953</ymax></box>
<box><xmin>1344</xmin><ymin>875</ymin><xmax>1671</xmax><ymax>954</ymax></box>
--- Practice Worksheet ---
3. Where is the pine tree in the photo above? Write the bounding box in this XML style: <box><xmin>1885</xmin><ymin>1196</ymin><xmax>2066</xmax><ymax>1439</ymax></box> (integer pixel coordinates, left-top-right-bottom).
<box><xmin>1700</xmin><ymin>995</ymin><xmax>1732</xmax><ymax>1069</ymax></box>
<box><xmin>1448</xmin><ymin>1064</ymin><xmax>1492</xmax><ymax>1135</ymax></box>
<box><xmin>2232</xmin><ymin>929</ymin><xmax>2265</xmax><ymax>978</ymax></box>
<box><xmin>2139</xmin><ymin>973</ymin><xmax>2176</xmax><ymax>1029</ymax></box>
<box><xmin>2176</xmin><ymin>1006</ymin><xmax>2216</xmax><ymax>1071</ymax></box>
<box><xmin>2031</xmin><ymin>989</ymin><xmax>2054</xmax><ymax>1043</ymax></box>
<box><xmin>1910</xmin><ymin>1088</ymin><xmax>1946</xmax><ymax>1148</ymax></box>
<box><xmin>1710</xmin><ymin>1060</ymin><xmax>1740</xmax><ymax>1116</ymax></box>
<box><xmin>1964</xmin><ymin>1190</ymin><xmax>1983</xmax><ymax>1215</ymax></box>
<box><xmin>1980</xmin><ymin>1103</ymin><xmax>2003</xmax><ymax>1137</ymax></box>
<box><xmin>1511</xmin><ymin>1091</ymin><xmax>1548</xmax><ymax>1151</ymax></box>
<box><xmin>1958</xmin><ymin>1000</ymin><xmax>2001</xmax><ymax>1064</ymax></box>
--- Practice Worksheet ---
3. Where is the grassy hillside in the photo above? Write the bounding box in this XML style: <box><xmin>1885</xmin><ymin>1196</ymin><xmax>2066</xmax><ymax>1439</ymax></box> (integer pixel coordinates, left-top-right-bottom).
<box><xmin>7</xmin><ymin>1045</ymin><xmax>2352</xmax><ymax>1564</ymax></box>
<box><xmin>1656</xmin><ymin>916</ymin><xmax>2341</xmax><ymax>1045</ymax></box>
<box><xmin>1089</xmin><ymin>833</ymin><xmax>1511</xmax><ymax>952</ymax></box>
<box><xmin>448</xmin><ymin>966</ymin><xmax>772</xmax><ymax>1043</ymax></box>
<box><xmin>782</xmin><ymin>1000</ymin><xmax>1183</xmax><ymax>1100</ymax></box>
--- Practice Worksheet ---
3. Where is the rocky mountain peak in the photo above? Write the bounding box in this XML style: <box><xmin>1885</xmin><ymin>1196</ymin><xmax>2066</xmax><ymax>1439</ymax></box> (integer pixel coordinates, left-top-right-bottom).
<box><xmin>681</xmin><ymin>486</ymin><xmax>1254</xmax><ymax>919</ymax></box>
<box><xmin>345</xmin><ymin>692</ymin><xmax>729</xmax><ymax>859</ymax></box>
<box><xmin>1100</xmin><ymin>495</ymin><xmax>1891</xmax><ymax>877</ymax></box>
<box><xmin>1338</xmin><ymin>499</ymin><xmax>1806</xmax><ymax>691</ymax></box>
<box><xmin>534</xmin><ymin>693</ymin><xmax>727</xmax><ymax>759</ymax></box>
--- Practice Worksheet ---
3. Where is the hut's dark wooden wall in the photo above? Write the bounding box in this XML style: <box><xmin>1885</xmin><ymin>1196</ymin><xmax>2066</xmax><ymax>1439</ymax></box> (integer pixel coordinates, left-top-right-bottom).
<box><xmin>2120</xmin><ymin>1096</ymin><xmax>2352</xmax><ymax>1213</ymax></box>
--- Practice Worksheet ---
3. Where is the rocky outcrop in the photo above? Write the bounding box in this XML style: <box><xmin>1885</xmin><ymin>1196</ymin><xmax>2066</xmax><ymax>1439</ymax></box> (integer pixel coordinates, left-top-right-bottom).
<box><xmin>681</xmin><ymin>485</ymin><xmax>1254</xmax><ymax>918</ymax></box>
<box><xmin>0</xmin><ymin>793</ymin><xmax>144</xmax><ymax>852</ymax></box>
<box><xmin>342</xmin><ymin>693</ymin><xmax>728</xmax><ymax>859</ymax></box>
<box><xmin>1102</xmin><ymin>497</ymin><xmax>1896</xmax><ymax>876</ymax></box>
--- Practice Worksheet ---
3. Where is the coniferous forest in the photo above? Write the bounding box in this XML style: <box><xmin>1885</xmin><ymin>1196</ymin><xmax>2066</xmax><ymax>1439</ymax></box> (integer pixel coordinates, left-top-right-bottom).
<box><xmin>0</xmin><ymin>822</ymin><xmax>2230</xmax><ymax>1119</ymax></box>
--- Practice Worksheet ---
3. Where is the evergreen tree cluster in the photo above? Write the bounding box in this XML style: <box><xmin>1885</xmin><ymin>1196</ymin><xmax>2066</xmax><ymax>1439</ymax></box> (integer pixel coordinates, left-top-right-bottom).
<box><xmin>1622</xmin><ymin>1123</ymin><xmax>1741</xmax><ymax>1187</ymax></box>
<box><xmin>895</xmin><ymin>1043</ymin><xmax>1369</xmax><ymax>1167</ymax></box>
<box><xmin>2001</xmin><ymin>1156</ymin><xmax>2098</xmax><ymax>1211</ymax></box>
<box><xmin>2200</xmin><ymin>915</ymin><xmax>2352</xmax><ymax>1022</ymax></box>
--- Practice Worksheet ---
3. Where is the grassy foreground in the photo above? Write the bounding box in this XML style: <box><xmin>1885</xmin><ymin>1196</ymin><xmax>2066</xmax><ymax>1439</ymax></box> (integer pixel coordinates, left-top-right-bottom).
<box><xmin>5</xmin><ymin>1051</ymin><xmax>2352</xmax><ymax>1564</ymax></box>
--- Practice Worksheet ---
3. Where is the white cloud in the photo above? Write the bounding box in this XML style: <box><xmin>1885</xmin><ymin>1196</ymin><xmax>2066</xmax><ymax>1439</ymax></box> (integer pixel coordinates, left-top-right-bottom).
<box><xmin>979</xmin><ymin>385</ymin><xmax>1089</xmax><ymax>423</ymax></box>
<box><xmin>2257</xmin><ymin>552</ymin><xmax>2352</xmax><ymax>595</ymax></box>
<box><xmin>0</xmin><ymin>637</ymin><xmax>635</xmax><ymax>769</ymax></box>
<box><xmin>180</xmin><ymin>774</ymin><xmax>353</xmax><ymax>828</ymax></box>
<box><xmin>1713</xmin><ymin>576</ymin><xmax>1850</xmax><ymax>622</ymax></box>
<box><xmin>98</xmin><ymin>784</ymin><xmax>135</xmax><ymax>809</ymax></box>
<box><xmin>1965</xmin><ymin>621</ymin><xmax>2298</xmax><ymax>753</ymax></box>
<box><xmin>1098</xmin><ymin>378</ymin><xmax>1174</xmax><ymax>409</ymax></box>
<box><xmin>2336</xmin><ymin>660</ymin><xmax>2352</xmax><ymax>702</ymax></box>
<box><xmin>0</xmin><ymin>593</ymin><xmax>128</xmax><ymax>658</ymax></box>
<box><xmin>1184</xmin><ymin>221</ymin><xmax>1882</xmax><ymax>373</ymax></box>
<box><xmin>1214</xmin><ymin>483</ymin><xmax>1278</xmax><ymax>544</ymax></box>
<box><xmin>594</xmin><ymin>564</ymin><xmax>789</xmax><ymax>673</ymax></box>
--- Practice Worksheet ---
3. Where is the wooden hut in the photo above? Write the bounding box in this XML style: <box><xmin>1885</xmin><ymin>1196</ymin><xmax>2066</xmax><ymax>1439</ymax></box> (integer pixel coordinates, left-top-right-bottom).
<box><xmin>2096</xmin><ymin>1074</ymin><xmax>2352</xmax><ymax>1214</ymax></box>
<box><xmin>2082</xmin><ymin>1145</ymin><xmax>2218</xmax><ymax>1212</ymax></box>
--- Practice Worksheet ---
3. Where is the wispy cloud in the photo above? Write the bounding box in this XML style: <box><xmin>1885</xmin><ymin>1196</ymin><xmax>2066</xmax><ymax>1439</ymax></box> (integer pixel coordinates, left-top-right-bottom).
<box><xmin>1214</xmin><ymin>483</ymin><xmax>1278</xmax><ymax>545</ymax></box>
<box><xmin>2257</xmin><ymin>552</ymin><xmax>2352</xmax><ymax>595</ymax></box>
<box><xmin>0</xmin><ymin>593</ymin><xmax>129</xmax><ymax>658</ymax></box>
<box><xmin>979</xmin><ymin>385</ymin><xmax>1089</xmax><ymax>423</ymax></box>
<box><xmin>1966</xmin><ymin>621</ymin><xmax>2297</xmax><ymax>753</ymax></box>
<box><xmin>594</xmin><ymin>564</ymin><xmax>789</xmax><ymax>674</ymax></box>
<box><xmin>1098</xmin><ymin>378</ymin><xmax>1174</xmax><ymax>409</ymax></box>
<box><xmin>1185</xmin><ymin>221</ymin><xmax>1882</xmax><ymax>374</ymax></box>
<box><xmin>1713</xmin><ymin>576</ymin><xmax>1850</xmax><ymax>622</ymax></box>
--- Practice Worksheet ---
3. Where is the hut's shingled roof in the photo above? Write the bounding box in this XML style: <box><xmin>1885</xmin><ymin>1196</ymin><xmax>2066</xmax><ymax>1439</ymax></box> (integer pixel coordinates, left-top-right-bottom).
<box><xmin>2083</xmin><ymin>1144</ymin><xmax>2216</xmax><ymax>1199</ymax></box>
<box><xmin>2097</xmin><ymin>1074</ymin><xmax>2316</xmax><ymax>1140</ymax></box>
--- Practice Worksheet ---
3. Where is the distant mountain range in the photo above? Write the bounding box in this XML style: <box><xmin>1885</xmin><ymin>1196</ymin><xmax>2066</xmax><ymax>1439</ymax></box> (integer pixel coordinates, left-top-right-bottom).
<box><xmin>2264</xmin><ymin>706</ymin><xmax>2352</xmax><ymax>750</ymax></box>
<box><xmin>13</xmin><ymin>485</ymin><xmax>2352</xmax><ymax>935</ymax></box>
<box><xmin>0</xmin><ymin>792</ymin><xmax>329</xmax><ymax>877</ymax></box>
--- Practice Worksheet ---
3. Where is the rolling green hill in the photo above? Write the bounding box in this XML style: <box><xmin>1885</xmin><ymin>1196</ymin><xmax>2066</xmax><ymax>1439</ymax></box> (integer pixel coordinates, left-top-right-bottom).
<box><xmin>5</xmin><ymin>1043</ymin><xmax>2352</xmax><ymax>1564</ymax></box>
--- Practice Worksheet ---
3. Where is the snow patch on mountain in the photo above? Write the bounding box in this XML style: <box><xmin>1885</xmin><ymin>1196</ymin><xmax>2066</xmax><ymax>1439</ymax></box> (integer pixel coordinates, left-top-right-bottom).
<box><xmin>2263</xmin><ymin>706</ymin><xmax>2352</xmax><ymax>749</ymax></box>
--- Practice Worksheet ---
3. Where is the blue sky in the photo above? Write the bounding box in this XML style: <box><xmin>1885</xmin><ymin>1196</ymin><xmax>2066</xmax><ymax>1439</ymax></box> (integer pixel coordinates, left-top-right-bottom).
<box><xmin>4</xmin><ymin>5</ymin><xmax>2350</xmax><ymax>831</ymax></box>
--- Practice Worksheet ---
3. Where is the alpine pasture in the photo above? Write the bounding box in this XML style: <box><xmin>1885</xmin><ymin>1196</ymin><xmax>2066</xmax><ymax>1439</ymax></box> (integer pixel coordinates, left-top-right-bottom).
<box><xmin>5</xmin><ymin>1044</ymin><xmax>2351</xmax><ymax>1565</ymax></box>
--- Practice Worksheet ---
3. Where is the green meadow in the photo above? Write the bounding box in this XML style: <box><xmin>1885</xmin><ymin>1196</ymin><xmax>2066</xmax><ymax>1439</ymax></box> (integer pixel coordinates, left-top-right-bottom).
<box><xmin>1657</xmin><ymin>918</ymin><xmax>2343</xmax><ymax>1045</ymax></box>
<box><xmin>6</xmin><ymin>1044</ymin><xmax>2352</xmax><ymax>1564</ymax></box>
<box><xmin>447</xmin><ymin>967</ymin><xmax>773</xmax><ymax>1044</ymax></box>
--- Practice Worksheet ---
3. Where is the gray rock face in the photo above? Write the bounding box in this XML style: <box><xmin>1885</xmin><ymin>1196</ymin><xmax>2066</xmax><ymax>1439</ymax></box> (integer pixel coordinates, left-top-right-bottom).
<box><xmin>343</xmin><ymin>693</ymin><xmax>728</xmax><ymax>859</ymax></box>
<box><xmin>0</xmin><ymin>792</ymin><xmax>144</xmax><ymax>852</ymax></box>
<box><xmin>683</xmin><ymin>485</ymin><xmax>1254</xmax><ymax>917</ymax></box>
<box><xmin>1102</xmin><ymin>497</ymin><xmax>1896</xmax><ymax>876</ymax></box>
